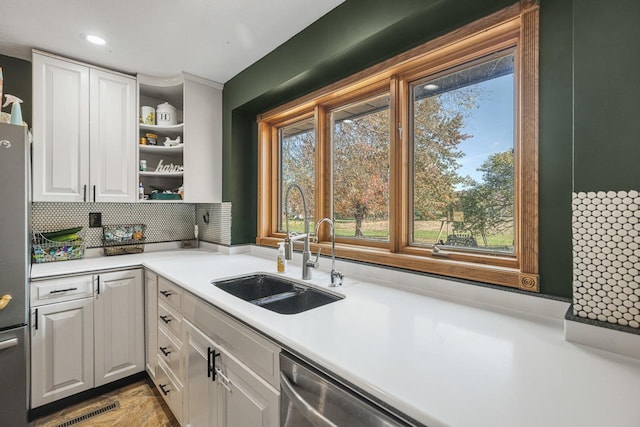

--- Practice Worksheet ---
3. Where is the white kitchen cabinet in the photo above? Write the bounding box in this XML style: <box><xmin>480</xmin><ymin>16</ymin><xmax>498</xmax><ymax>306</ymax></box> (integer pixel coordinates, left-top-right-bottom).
<box><xmin>30</xmin><ymin>269</ymin><xmax>144</xmax><ymax>408</ymax></box>
<box><xmin>137</xmin><ymin>73</ymin><xmax>222</xmax><ymax>203</ymax></box>
<box><xmin>217</xmin><ymin>347</ymin><xmax>279</xmax><ymax>427</ymax></box>
<box><xmin>32</xmin><ymin>50</ymin><xmax>137</xmax><ymax>202</ymax></box>
<box><xmin>145</xmin><ymin>269</ymin><xmax>158</xmax><ymax>380</ymax></box>
<box><xmin>183</xmin><ymin>320</ymin><xmax>221</xmax><ymax>427</ymax></box>
<box><xmin>31</xmin><ymin>297</ymin><xmax>94</xmax><ymax>407</ymax></box>
<box><xmin>182</xmin><ymin>319</ymin><xmax>279</xmax><ymax>427</ymax></box>
<box><xmin>150</xmin><ymin>280</ymin><xmax>280</xmax><ymax>427</ymax></box>
<box><xmin>94</xmin><ymin>269</ymin><xmax>144</xmax><ymax>387</ymax></box>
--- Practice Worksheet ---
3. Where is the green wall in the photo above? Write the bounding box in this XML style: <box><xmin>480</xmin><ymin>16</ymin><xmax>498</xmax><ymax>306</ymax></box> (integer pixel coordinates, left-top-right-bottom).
<box><xmin>223</xmin><ymin>0</ymin><xmax>575</xmax><ymax>297</ymax></box>
<box><xmin>0</xmin><ymin>54</ymin><xmax>32</xmax><ymax>126</ymax></box>
<box><xmin>573</xmin><ymin>0</ymin><xmax>640</xmax><ymax>191</ymax></box>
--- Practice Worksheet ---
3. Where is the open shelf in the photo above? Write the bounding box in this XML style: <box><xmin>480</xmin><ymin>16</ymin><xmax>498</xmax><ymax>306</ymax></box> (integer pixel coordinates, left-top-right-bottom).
<box><xmin>139</xmin><ymin>144</ymin><xmax>184</xmax><ymax>154</ymax></box>
<box><xmin>139</xmin><ymin>123</ymin><xmax>184</xmax><ymax>138</ymax></box>
<box><xmin>139</xmin><ymin>171</ymin><xmax>184</xmax><ymax>178</ymax></box>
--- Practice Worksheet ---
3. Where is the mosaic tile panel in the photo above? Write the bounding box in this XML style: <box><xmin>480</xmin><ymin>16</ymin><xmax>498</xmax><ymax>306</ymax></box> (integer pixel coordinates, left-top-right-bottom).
<box><xmin>196</xmin><ymin>202</ymin><xmax>232</xmax><ymax>245</ymax></box>
<box><xmin>31</xmin><ymin>202</ymin><xmax>197</xmax><ymax>248</ymax></box>
<box><xmin>572</xmin><ymin>190</ymin><xmax>640</xmax><ymax>328</ymax></box>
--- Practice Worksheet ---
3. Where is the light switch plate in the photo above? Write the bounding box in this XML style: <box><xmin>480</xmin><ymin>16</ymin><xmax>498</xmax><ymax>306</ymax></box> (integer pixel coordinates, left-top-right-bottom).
<box><xmin>89</xmin><ymin>212</ymin><xmax>102</xmax><ymax>228</ymax></box>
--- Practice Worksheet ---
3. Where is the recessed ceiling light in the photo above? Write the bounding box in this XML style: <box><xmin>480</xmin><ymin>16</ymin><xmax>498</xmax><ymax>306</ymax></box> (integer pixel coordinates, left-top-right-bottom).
<box><xmin>424</xmin><ymin>84</ymin><xmax>439</xmax><ymax>90</ymax></box>
<box><xmin>83</xmin><ymin>34</ymin><xmax>107</xmax><ymax>46</ymax></box>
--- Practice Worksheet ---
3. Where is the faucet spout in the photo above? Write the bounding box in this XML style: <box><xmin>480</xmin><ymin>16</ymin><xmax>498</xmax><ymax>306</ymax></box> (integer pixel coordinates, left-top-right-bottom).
<box><xmin>284</xmin><ymin>183</ymin><xmax>317</xmax><ymax>280</ymax></box>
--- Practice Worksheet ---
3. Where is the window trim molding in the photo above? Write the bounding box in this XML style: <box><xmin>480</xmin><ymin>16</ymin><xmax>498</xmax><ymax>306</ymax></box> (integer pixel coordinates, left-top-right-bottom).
<box><xmin>256</xmin><ymin>1</ymin><xmax>540</xmax><ymax>291</ymax></box>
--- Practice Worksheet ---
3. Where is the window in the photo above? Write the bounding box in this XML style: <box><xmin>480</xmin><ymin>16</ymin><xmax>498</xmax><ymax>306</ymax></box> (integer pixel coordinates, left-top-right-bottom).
<box><xmin>410</xmin><ymin>52</ymin><xmax>515</xmax><ymax>254</ymax></box>
<box><xmin>257</xmin><ymin>3</ymin><xmax>540</xmax><ymax>291</ymax></box>
<box><xmin>331</xmin><ymin>94</ymin><xmax>390</xmax><ymax>241</ymax></box>
<box><xmin>278</xmin><ymin>117</ymin><xmax>316</xmax><ymax>234</ymax></box>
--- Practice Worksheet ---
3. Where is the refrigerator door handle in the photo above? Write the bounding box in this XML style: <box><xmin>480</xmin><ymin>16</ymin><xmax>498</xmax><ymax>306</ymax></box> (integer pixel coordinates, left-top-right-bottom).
<box><xmin>0</xmin><ymin>337</ymin><xmax>18</xmax><ymax>351</ymax></box>
<box><xmin>93</xmin><ymin>185</ymin><xmax>96</xmax><ymax>202</ymax></box>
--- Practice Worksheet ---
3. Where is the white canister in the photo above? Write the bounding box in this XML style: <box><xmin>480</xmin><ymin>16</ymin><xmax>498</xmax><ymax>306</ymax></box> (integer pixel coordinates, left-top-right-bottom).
<box><xmin>141</xmin><ymin>106</ymin><xmax>155</xmax><ymax>125</ymax></box>
<box><xmin>156</xmin><ymin>102</ymin><xmax>177</xmax><ymax>125</ymax></box>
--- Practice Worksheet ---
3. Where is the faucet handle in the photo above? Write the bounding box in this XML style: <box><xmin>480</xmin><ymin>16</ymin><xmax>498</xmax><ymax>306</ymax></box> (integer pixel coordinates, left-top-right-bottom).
<box><xmin>307</xmin><ymin>248</ymin><xmax>321</xmax><ymax>269</ymax></box>
<box><xmin>330</xmin><ymin>270</ymin><xmax>344</xmax><ymax>287</ymax></box>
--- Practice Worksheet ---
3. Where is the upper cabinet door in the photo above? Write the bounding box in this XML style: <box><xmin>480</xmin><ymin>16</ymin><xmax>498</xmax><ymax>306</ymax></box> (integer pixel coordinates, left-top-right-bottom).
<box><xmin>90</xmin><ymin>70</ymin><xmax>137</xmax><ymax>202</ymax></box>
<box><xmin>183</xmin><ymin>76</ymin><xmax>222</xmax><ymax>203</ymax></box>
<box><xmin>32</xmin><ymin>53</ymin><xmax>90</xmax><ymax>202</ymax></box>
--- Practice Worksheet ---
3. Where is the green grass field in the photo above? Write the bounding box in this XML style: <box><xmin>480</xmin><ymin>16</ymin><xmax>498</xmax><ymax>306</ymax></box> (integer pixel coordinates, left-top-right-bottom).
<box><xmin>284</xmin><ymin>219</ymin><xmax>513</xmax><ymax>249</ymax></box>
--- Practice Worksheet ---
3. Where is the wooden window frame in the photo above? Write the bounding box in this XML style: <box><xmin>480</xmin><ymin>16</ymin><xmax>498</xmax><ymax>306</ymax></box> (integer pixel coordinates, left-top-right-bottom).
<box><xmin>257</xmin><ymin>1</ymin><xmax>539</xmax><ymax>291</ymax></box>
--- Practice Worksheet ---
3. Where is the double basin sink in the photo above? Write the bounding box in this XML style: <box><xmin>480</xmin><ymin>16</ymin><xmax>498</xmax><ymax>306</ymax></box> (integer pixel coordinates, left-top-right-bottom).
<box><xmin>213</xmin><ymin>274</ymin><xmax>343</xmax><ymax>314</ymax></box>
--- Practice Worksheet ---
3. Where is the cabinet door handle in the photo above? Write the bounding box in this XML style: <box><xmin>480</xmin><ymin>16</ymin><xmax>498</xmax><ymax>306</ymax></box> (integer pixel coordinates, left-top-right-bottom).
<box><xmin>158</xmin><ymin>384</ymin><xmax>170</xmax><ymax>396</ymax></box>
<box><xmin>96</xmin><ymin>276</ymin><xmax>101</xmax><ymax>295</ymax></box>
<box><xmin>215</xmin><ymin>367</ymin><xmax>232</xmax><ymax>393</ymax></box>
<box><xmin>207</xmin><ymin>347</ymin><xmax>220</xmax><ymax>381</ymax></box>
<box><xmin>159</xmin><ymin>346</ymin><xmax>171</xmax><ymax>357</ymax></box>
<box><xmin>34</xmin><ymin>308</ymin><xmax>38</xmax><ymax>330</ymax></box>
<box><xmin>83</xmin><ymin>185</ymin><xmax>87</xmax><ymax>202</ymax></box>
<box><xmin>159</xmin><ymin>315</ymin><xmax>172</xmax><ymax>324</ymax></box>
<box><xmin>160</xmin><ymin>290</ymin><xmax>172</xmax><ymax>297</ymax></box>
<box><xmin>93</xmin><ymin>185</ymin><xmax>96</xmax><ymax>203</ymax></box>
<box><xmin>49</xmin><ymin>287</ymin><xmax>78</xmax><ymax>294</ymax></box>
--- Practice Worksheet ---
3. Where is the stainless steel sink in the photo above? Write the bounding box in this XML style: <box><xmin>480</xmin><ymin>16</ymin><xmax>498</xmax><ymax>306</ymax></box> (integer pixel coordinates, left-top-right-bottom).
<box><xmin>212</xmin><ymin>274</ymin><xmax>343</xmax><ymax>314</ymax></box>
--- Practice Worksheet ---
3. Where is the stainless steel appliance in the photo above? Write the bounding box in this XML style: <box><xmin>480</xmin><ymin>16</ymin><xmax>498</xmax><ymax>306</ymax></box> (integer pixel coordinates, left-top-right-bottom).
<box><xmin>280</xmin><ymin>352</ymin><xmax>415</xmax><ymax>427</ymax></box>
<box><xmin>0</xmin><ymin>123</ymin><xmax>29</xmax><ymax>426</ymax></box>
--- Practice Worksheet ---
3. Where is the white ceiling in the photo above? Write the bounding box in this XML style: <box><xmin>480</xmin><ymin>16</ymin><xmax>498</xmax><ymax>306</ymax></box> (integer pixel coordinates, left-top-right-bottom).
<box><xmin>0</xmin><ymin>0</ymin><xmax>344</xmax><ymax>84</ymax></box>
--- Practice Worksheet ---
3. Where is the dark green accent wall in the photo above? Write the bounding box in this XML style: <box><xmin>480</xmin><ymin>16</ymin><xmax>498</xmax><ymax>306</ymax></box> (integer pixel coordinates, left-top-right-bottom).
<box><xmin>573</xmin><ymin>0</ymin><xmax>640</xmax><ymax>191</ymax></box>
<box><xmin>0</xmin><ymin>54</ymin><xmax>32</xmax><ymax>126</ymax></box>
<box><xmin>538</xmin><ymin>0</ymin><xmax>574</xmax><ymax>297</ymax></box>
<box><xmin>223</xmin><ymin>0</ymin><xmax>576</xmax><ymax>297</ymax></box>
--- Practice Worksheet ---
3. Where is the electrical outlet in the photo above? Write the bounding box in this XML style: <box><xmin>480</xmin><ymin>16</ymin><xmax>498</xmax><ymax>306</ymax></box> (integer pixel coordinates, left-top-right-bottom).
<box><xmin>89</xmin><ymin>212</ymin><xmax>102</xmax><ymax>228</ymax></box>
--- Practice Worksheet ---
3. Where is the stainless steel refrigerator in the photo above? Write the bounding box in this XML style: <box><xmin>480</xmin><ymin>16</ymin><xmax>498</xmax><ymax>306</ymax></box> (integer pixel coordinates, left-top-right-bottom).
<box><xmin>0</xmin><ymin>122</ymin><xmax>29</xmax><ymax>426</ymax></box>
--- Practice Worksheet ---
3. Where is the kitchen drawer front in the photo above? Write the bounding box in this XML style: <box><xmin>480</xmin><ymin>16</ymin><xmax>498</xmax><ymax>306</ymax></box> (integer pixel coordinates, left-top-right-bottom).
<box><xmin>185</xmin><ymin>298</ymin><xmax>280</xmax><ymax>389</ymax></box>
<box><xmin>156</xmin><ymin>358</ymin><xmax>182</xmax><ymax>424</ymax></box>
<box><xmin>158</xmin><ymin>301</ymin><xmax>183</xmax><ymax>340</ymax></box>
<box><xmin>158</xmin><ymin>276</ymin><xmax>182</xmax><ymax>311</ymax></box>
<box><xmin>30</xmin><ymin>275</ymin><xmax>94</xmax><ymax>307</ymax></box>
<box><xmin>158</xmin><ymin>325</ymin><xmax>182</xmax><ymax>385</ymax></box>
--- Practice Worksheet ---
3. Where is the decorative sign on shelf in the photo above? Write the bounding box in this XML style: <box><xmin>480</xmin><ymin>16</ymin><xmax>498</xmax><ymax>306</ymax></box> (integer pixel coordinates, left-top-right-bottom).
<box><xmin>155</xmin><ymin>159</ymin><xmax>184</xmax><ymax>173</ymax></box>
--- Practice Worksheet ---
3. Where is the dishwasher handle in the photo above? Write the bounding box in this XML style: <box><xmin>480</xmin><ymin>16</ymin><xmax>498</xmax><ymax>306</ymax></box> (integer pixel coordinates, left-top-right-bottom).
<box><xmin>280</xmin><ymin>371</ymin><xmax>339</xmax><ymax>427</ymax></box>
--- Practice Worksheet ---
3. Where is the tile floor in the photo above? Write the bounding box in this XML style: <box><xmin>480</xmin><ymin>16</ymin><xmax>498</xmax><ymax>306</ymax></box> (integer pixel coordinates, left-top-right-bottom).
<box><xmin>31</xmin><ymin>379</ymin><xmax>179</xmax><ymax>427</ymax></box>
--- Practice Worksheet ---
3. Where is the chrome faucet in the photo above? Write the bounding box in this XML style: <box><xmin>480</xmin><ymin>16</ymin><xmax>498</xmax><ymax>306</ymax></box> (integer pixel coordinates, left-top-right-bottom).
<box><xmin>314</xmin><ymin>218</ymin><xmax>344</xmax><ymax>287</ymax></box>
<box><xmin>284</xmin><ymin>183</ymin><xmax>319</xmax><ymax>280</ymax></box>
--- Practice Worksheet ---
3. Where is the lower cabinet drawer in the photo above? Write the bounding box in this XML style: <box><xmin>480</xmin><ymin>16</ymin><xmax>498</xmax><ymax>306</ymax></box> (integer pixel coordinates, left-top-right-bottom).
<box><xmin>156</xmin><ymin>359</ymin><xmax>182</xmax><ymax>424</ymax></box>
<box><xmin>158</xmin><ymin>326</ymin><xmax>182</xmax><ymax>385</ymax></box>
<box><xmin>158</xmin><ymin>300</ymin><xmax>183</xmax><ymax>340</ymax></box>
<box><xmin>30</xmin><ymin>275</ymin><xmax>94</xmax><ymax>307</ymax></box>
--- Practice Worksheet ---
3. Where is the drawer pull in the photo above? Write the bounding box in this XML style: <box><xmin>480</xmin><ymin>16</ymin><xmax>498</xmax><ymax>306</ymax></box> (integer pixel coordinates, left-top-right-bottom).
<box><xmin>159</xmin><ymin>346</ymin><xmax>171</xmax><ymax>357</ymax></box>
<box><xmin>159</xmin><ymin>383</ymin><xmax>170</xmax><ymax>396</ymax></box>
<box><xmin>159</xmin><ymin>315</ymin><xmax>172</xmax><ymax>324</ymax></box>
<box><xmin>49</xmin><ymin>287</ymin><xmax>78</xmax><ymax>294</ymax></box>
<box><xmin>160</xmin><ymin>290</ymin><xmax>173</xmax><ymax>297</ymax></box>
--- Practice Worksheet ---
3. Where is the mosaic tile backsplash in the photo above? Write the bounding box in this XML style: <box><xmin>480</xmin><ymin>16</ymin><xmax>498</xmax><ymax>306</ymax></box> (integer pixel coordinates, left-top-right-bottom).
<box><xmin>572</xmin><ymin>190</ymin><xmax>640</xmax><ymax>328</ymax></box>
<box><xmin>31</xmin><ymin>202</ymin><xmax>232</xmax><ymax>248</ymax></box>
<box><xmin>197</xmin><ymin>202</ymin><xmax>232</xmax><ymax>246</ymax></box>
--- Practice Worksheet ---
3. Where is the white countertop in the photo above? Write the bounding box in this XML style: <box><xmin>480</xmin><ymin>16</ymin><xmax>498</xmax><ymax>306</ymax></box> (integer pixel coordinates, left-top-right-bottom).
<box><xmin>31</xmin><ymin>249</ymin><xmax>640</xmax><ymax>427</ymax></box>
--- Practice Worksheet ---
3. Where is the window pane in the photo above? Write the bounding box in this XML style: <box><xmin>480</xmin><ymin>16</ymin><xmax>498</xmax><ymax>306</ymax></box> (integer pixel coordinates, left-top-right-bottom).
<box><xmin>332</xmin><ymin>94</ymin><xmax>390</xmax><ymax>241</ymax></box>
<box><xmin>279</xmin><ymin>118</ymin><xmax>315</xmax><ymax>234</ymax></box>
<box><xmin>411</xmin><ymin>53</ymin><xmax>515</xmax><ymax>253</ymax></box>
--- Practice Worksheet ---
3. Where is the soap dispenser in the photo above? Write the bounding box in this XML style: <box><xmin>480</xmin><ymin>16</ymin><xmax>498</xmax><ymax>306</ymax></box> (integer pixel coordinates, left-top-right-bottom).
<box><xmin>277</xmin><ymin>242</ymin><xmax>286</xmax><ymax>273</ymax></box>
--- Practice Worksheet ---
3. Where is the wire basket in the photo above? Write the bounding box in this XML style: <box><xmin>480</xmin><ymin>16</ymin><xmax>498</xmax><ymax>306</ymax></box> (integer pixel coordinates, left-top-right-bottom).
<box><xmin>32</xmin><ymin>229</ymin><xmax>86</xmax><ymax>263</ymax></box>
<box><xmin>102</xmin><ymin>224</ymin><xmax>146</xmax><ymax>256</ymax></box>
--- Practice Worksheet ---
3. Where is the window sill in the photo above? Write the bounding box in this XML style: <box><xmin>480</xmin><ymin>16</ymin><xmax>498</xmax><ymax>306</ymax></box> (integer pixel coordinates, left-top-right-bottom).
<box><xmin>256</xmin><ymin>236</ymin><xmax>538</xmax><ymax>291</ymax></box>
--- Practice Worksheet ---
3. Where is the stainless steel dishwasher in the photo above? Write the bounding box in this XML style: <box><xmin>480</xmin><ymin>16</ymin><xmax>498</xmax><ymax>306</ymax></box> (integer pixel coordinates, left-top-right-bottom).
<box><xmin>280</xmin><ymin>352</ymin><xmax>416</xmax><ymax>427</ymax></box>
